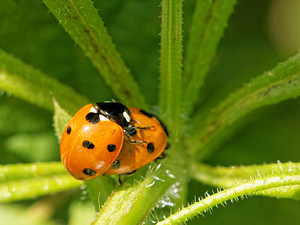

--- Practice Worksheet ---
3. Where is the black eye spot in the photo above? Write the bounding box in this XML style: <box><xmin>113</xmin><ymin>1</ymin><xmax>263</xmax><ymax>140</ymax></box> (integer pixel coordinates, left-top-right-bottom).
<box><xmin>86</xmin><ymin>112</ymin><xmax>100</xmax><ymax>124</ymax></box>
<box><xmin>83</xmin><ymin>168</ymin><xmax>96</xmax><ymax>176</ymax></box>
<box><xmin>112</xmin><ymin>158</ymin><xmax>120</xmax><ymax>169</ymax></box>
<box><xmin>107</xmin><ymin>144</ymin><xmax>117</xmax><ymax>152</ymax></box>
<box><xmin>147</xmin><ymin>142</ymin><xmax>155</xmax><ymax>153</ymax></box>
<box><xmin>82</xmin><ymin>140</ymin><xmax>95</xmax><ymax>149</ymax></box>
<box><xmin>66</xmin><ymin>126</ymin><xmax>71</xmax><ymax>134</ymax></box>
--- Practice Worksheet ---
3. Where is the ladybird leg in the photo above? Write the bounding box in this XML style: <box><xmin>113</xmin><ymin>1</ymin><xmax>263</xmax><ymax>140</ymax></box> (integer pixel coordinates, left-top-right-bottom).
<box><xmin>124</xmin><ymin>131</ymin><xmax>147</xmax><ymax>144</ymax></box>
<box><xmin>154</xmin><ymin>143</ymin><xmax>170</xmax><ymax>163</ymax></box>
<box><xmin>124</xmin><ymin>170</ymin><xmax>137</xmax><ymax>175</ymax></box>
<box><xmin>125</xmin><ymin>126</ymin><xmax>154</xmax><ymax>136</ymax></box>
<box><xmin>134</xmin><ymin>126</ymin><xmax>155</xmax><ymax>130</ymax></box>
<box><xmin>164</xmin><ymin>142</ymin><xmax>171</xmax><ymax>151</ymax></box>
<box><xmin>118</xmin><ymin>175</ymin><xmax>123</xmax><ymax>185</ymax></box>
<box><xmin>155</xmin><ymin>152</ymin><xmax>167</xmax><ymax>162</ymax></box>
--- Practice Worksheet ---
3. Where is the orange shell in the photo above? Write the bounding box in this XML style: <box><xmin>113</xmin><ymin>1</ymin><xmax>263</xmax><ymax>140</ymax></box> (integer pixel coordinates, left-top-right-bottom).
<box><xmin>60</xmin><ymin>104</ymin><xmax>124</xmax><ymax>180</ymax></box>
<box><xmin>104</xmin><ymin>107</ymin><xmax>168</xmax><ymax>175</ymax></box>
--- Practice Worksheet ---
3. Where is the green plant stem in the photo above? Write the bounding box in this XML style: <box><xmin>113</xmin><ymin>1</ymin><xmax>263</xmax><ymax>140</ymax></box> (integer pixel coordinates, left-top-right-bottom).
<box><xmin>183</xmin><ymin>0</ymin><xmax>236</xmax><ymax>115</ymax></box>
<box><xmin>0</xmin><ymin>162</ymin><xmax>66</xmax><ymax>183</ymax></box>
<box><xmin>159</xmin><ymin>0</ymin><xmax>183</xmax><ymax>139</ymax></box>
<box><xmin>0</xmin><ymin>49</ymin><xmax>89</xmax><ymax>114</ymax></box>
<box><xmin>85</xmin><ymin>176</ymin><xmax>116</xmax><ymax>212</ymax></box>
<box><xmin>189</xmin><ymin>53</ymin><xmax>300</xmax><ymax>159</ymax></box>
<box><xmin>157</xmin><ymin>175</ymin><xmax>300</xmax><ymax>225</ymax></box>
<box><xmin>43</xmin><ymin>0</ymin><xmax>148</xmax><ymax>109</ymax></box>
<box><xmin>0</xmin><ymin>174</ymin><xmax>82</xmax><ymax>202</ymax></box>
<box><xmin>92</xmin><ymin>143</ymin><xmax>186</xmax><ymax>225</ymax></box>
<box><xmin>190</xmin><ymin>161</ymin><xmax>300</xmax><ymax>199</ymax></box>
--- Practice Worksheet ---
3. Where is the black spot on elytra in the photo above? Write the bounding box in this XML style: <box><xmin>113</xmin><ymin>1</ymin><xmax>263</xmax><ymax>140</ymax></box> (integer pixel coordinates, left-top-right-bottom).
<box><xmin>112</xmin><ymin>158</ymin><xmax>120</xmax><ymax>169</ymax></box>
<box><xmin>82</xmin><ymin>140</ymin><xmax>94</xmax><ymax>149</ymax></box>
<box><xmin>107</xmin><ymin>144</ymin><xmax>117</xmax><ymax>152</ymax></box>
<box><xmin>85</xmin><ymin>112</ymin><xmax>100</xmax><ymax>124</ymax></box>
<box><xmin>82</xmin><ymin>168</ymin><xmax>96</xmax><ymax>176</ymax></box>
<box><xmin>66</xmin><ymin>126</ymin><xmax>71</xmax><ymax>134</ymax></box>
<box><xmin>147</xmin><ymin>142</ymin><xmax>155</xmax><ymax>153</ymax></box>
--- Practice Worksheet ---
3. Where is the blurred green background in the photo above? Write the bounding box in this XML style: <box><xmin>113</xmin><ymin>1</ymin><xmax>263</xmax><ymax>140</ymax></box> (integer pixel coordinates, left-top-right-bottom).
<box><xmin>0</xmin><ymin>0</ymin><xmax>300</xmax><ymax>224</ymax></box>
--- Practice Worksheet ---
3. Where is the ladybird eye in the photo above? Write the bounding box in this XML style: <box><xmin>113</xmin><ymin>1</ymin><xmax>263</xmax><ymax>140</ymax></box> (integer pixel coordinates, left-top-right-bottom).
<box><xmin>147</xmin><ymin>142</ymin><xmax>155</xmax><ymax>153</ymax></box>
<box><xmin>82</xmin><ymin>168</ymin><xmax>96</xmax><ymax>176</ymax></box>
<box><xmin>66</xmin><ymin>126</ymin><xmax>71</xmax><ymax>134</ymax></box>
<box><xmin>112</xmin><ymin>158</ymin><xmax>120</xmax><ymax>169</ymax></box>
<box><xmin>85</xmin><ymin>112</ymin><xmax>100</xmax><ymax>124</ymax></box>
<box><xmin>107</xmin><ymin>144</ymin><xmax>117</xmax><ymax>152</ymax></box>
<box><xmin>82</xmin><ymin>140</ymin><xmax>95</xmax><ymax>149</ymax></box>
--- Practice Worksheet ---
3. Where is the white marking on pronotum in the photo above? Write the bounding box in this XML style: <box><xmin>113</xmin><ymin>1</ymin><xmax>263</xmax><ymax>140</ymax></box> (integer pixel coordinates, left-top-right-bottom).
<box><xmin>123</xmin><ymin>111</ymin><xmax>131</xmax><ymax>123</ymax></box>
<box><xmin>90</xmin><ymin>106</ymin><xmax>97</xmax><ymax>113</ymax></box>
<box><xmin>100</xmin><ymin>115</ymin><xmax>109</xmax><ymax>121</ymax></box>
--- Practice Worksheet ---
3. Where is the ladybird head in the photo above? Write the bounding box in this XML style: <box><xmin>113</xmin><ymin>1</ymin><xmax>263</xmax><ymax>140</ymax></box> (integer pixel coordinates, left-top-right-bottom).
<box><xmin>96</xmin><ymin>101</ymin><xmax>131</xmax><ymax>127</ymax></box>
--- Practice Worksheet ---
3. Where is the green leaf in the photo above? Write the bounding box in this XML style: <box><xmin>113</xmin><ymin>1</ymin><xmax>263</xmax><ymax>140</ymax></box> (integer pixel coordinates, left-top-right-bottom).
<box><xmin>53</xmin><ymin>98</ymin><xmax>72</xmax><ymax>141</ymax></box>
<box><xmin>183</xmin><ymin>0</ymin><xmax>237</xmax><ymax>115</ymax></box>
<box><xmin>42</xmin><ymin>0</ymin><xmax>148</xmax><ymax>109</ymax></box>
<box><xmin>0</xmin><ymin>204</ymin><xmax>58</xmax><ymax>225</ymax></box>
<box><xmin>159</xmin><ymin>0</ymin><xmax>183</xmax><ymax>139</ymax></box>
<box><xmin>189</xmin><ymin>53</ymin><xmax>300</xmax><ymax>159</ymax></box>
<box><xmin>0</xmin><ymin>162</ymin><xmax>66</xmax><ymax>183</ymax></box>
<box><xmin>0</xmin><ymin>49</ymin><xmax>89</xmax><ymax>113</ymax></box>
<box><xmin>5</xmin><ymin>132</ymin><xmax>58</xmax><ymax>162</ymax></box>
<box><xmin>190</xmin><ymin>161</ymin><xmax>300</xmax><ymax>199</ymax></box>
<box><xmin>0</xmin><ymin>174</ymin><xmax>82</xmax><ymax>203</ymax></box>
<box><xmin>69</xmin><ymin>201</ymin><xmax>95</xmax><ymax>225</ymax></box>
<box><xmin>157</xmin><ymin>174</ymin><xmax>300</xmax><ymax>225</ymax></box>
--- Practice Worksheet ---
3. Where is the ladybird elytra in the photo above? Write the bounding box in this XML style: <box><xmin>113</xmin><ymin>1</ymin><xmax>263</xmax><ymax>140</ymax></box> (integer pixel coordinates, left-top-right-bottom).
<box><xmin>60</xmin><ymin>104</ymin><xmax>124</xmax><ymax>180</ymax></box>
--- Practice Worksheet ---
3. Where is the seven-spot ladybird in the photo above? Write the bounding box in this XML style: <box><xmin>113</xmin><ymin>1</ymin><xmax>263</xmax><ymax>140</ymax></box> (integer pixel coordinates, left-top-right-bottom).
<box><xmin>60</xmin><ymin>104</ymin><xmax>124</xmax><ymax>180</ymax></box>
<box><xmin>104</xmin><ymin>107</ymin><xmax>168</xmax><ymax>175</ymax></box>
<box><xmin>60</xmin><ymin>102</ymin><xmax>168</xmax><ymax>180</ymax></box>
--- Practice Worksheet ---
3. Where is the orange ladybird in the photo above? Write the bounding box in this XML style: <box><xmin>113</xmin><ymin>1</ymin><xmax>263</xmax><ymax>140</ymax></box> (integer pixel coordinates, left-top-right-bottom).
<box><xmin>104</xmin><ymin>107</ymin><xmax>168</xmax><ymax>175</ymax></box>
<box><xmin>60</xmin><ymin>104</ymin><xmax>124</xmax><ymax>180</ymax></box>
<box><xmin>60</xmin><ymin>102</ymin><xmax>168</xmax><ymax>180</ymax></box>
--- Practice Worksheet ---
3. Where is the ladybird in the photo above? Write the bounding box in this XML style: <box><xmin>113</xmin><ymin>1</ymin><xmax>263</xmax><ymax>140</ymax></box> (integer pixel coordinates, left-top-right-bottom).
<box><xmin>104</xmin><ymin>107</ymin><xmax>168</xmax><ymax>175</ymax></box>
<box><xmin>60</xmin><ymin>104</ymin><xmax>125</xmax><ymax>180</ymax></box>
<box><xmin>60</xmin><ymin>102</ymin><xmax>168</xmax><ymax>180</ymax></box>
<box><xmin>95</xmin><ymin>101</ymin><xmax>132</xmax><ymax>127</ymax></box>
<box><xmin>95</xmin><ymin>101</ymin><xmax>146</xmax><ymax>144</ymax></box>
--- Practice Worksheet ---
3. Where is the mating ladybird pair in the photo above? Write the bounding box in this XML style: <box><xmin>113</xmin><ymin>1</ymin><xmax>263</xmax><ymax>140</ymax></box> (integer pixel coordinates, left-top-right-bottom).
<box><xmin>60</xmin><ymin>101</ymin><xmax>168</xmax><ymax>180</ymax></box>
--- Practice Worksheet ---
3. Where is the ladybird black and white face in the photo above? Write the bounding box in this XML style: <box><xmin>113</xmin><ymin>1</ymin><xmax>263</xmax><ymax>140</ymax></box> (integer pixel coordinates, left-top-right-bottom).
<box><xmin>95</xmin><ymin>101</ymin><xmax>132</xmax><ymax>126</ymax></box>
